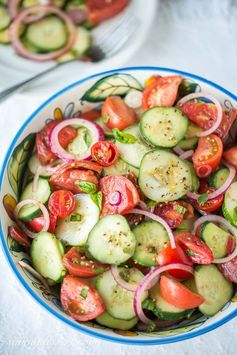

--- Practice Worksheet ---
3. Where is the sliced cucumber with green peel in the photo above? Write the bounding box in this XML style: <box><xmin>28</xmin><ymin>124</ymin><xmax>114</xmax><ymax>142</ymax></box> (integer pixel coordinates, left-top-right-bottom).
<box><xmin>18</xmin><ymin>178</ymin><xmax>51</xmax><ymax>221</ymax></box>
<box><xmin>96</xmin><ymin>312</ymin><xmax>137</xmax><ymax>330</ymax></box>
<box><xmin>96</xmin><ymin>268</ymin><xmax>147</xmax><ymax>320</ymax></box>
<box><xmin>103</xmin><ymin>157</ymin><xmax>139</xmax><ymax>177</ymax></box>
<box><xmin>25</xmin><ymin>16</ymin><xmax>67</xmax><ymax>51</ymax></box>
<box><xmin>55</xmin><ymin>194</ymin><xmax>100</xmax><ymax>246</ymax></box>
<box><xmin>194</xmin><ymin>265</ymin><xmax>233</xmax><ymax>316</ymax></box>
<box><xmin>28</xmin><ymin>153</ymin><xmax>51</xmax><ymax>178</ymax></box>
<box><xmin>140</xmin><ymin>107</ymin><xmax>188</xmax><ymax>148</ymax></box>
<box><xmin>0</xmin><ymin>5</ymin><xmax>10</xmax><ymax>31</ymax></box>
<box><xmin>71</xmin><ymin>26</ymin><xmax>91</xmax><ymax>56</ymax></box>
<box><xmin>115</xmin><ymin>124</ymin><xmax>151</xmax><ymax>168</ymax></box>
<box><xmin>87</xmin><ymin>214</ymin><xmax>136</xmax><ymax>265</ymax></box>
<box><xmin>95</xmin><ymin>117</ymin><xmax>113</xmax><ymax>138</ymax></box>
<box><xmin>209</xmin><ymin>168</ymin><xmax>229</xmax><ymax>189</ymax></box>
<box><xmin>222</xmin><ymin>181</ymin><xmax>237</xmax><ymax>227</ymax></box>
<box><xmin>139</xmin><ymin>150</ymin><xmax>193</xmax><ymax>202</ymax></box>
<box><xmin>184</xmin><ymin>161</ymin><xmax>200</xmax><ymax>192</ymax></box>
<box><xmin>31</xmin><ymin>232</ymin><xmax>66</xmax><ymax>283</ymax></box>
<box><xmin>199</xmin><ymin>222</ymin><xmax>233</xmax><ymax>259</ymax></box>
<box><xmin>177</xmin><ymin>137</ymin><xmax>198</xmax><ymax>150</ymax></box>
<box><xmin>132</xmin><ymin>220</ymin><xmax>169</xmax><ymax>266</ymax></box>
<box><xmin>183</xmin><ymin>277</ymin><xmax>198</xmax><ymax>293</ymax></box>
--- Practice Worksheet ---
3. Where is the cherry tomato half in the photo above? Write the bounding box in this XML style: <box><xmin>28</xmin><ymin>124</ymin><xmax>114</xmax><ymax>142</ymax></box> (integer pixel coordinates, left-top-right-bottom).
<box><xmin>176</xmin><ymin>231</ymin><xmax>214</xmax><ymax>264</ymax></box>
<box><xmin>60</xmin><ymin>274</ymin><xmax>105</xmax><ymax>321</ymax></box>
<box><xmin>224</xmin><ymin>146</ymin><xmax>237</xmax><ymax>170</ymax></box>
<box><xmin>27</xmin><ymin>214</ymin><xmax>57</xmax><ymax>234</ymax></box>
<box><xmin>160</xmin><ymin>275</ymin><xmax>204</xmax><ymax>309</ymax></box>
<box><xmin>156</xmin><ymin>241</ymin><xmax>193</xmax><ymax>279</ymax></box>
<box><xmin>48</xmin><ymin>190</ymin><xmax>76</xmax><ymax>218</ymax></box>
<box><xmin>102</xmin><ymin>96</ymin><xmax>137</xmax><ymax>131</ymax></box>
<box><xmin>193</xmin><ymin>181</ymin><xmax>224</xmax><ymax>213</ymax></box>
<box><xmin>142</xmin><ymin>75</ymin><xmax>183</xmax><ymax>110</ymax></box>
<box><xmin>8</xmin><ymin>225</ymin><xmax>31</xmax><ymax>248</ymax></box>
<box><xmin>192</xmin><ymin>134</ymin><xmax>223</xmax><ymax>177</ymax></box>
<box><xmin>63</xmin><ymin>247</ymin><xmax>110</xmax><ymax>278</ymax></box>
<box><xmin>91</xmin><ymin>141</ymin><xmax>118</xmax><ymax>167</ymax></box>
<box><xmin>100</xmin><ymin>176</ymin><xmax>140</xmax><ymax>217</ymax></box>
<box><xmin>87</xmin><ymin>0</ymin><xmax>129</xmax><ymax>24</ymax></box>
<box><xmin>154</xmin><ymin>201</ymin><xmax>185</xmax><ymax>229</ymax></box>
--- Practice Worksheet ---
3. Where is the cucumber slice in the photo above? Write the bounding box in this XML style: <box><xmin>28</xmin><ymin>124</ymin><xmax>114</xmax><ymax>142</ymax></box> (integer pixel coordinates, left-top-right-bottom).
<box><xmin>67</xmin><ymin>127</ymin><xmax>91</xmax><ymax>156</ymax></box>
<box><xmin>103</xmin><ymin>157</ymin><xmax>139</xmax><ymax>177</ymax></box>
<box><xmin>18</xmin><ymin>178</ymin><xmax>51</xmax><ymax>221</ymax></box>
<box><xmin>132</xmin><ymin>220</ymin><xmax>169</xmax><ymax>266</ymax></box>
<box><xmin>223</xmin><ymin>181</ymin><xmax>237</xmax><ymax>227</ymax></box>
<box><xmin>71</xmin><ymin>26</ymin><xmax>91</xmax><ymax>56</ymax></box>
<box><xmin>81</xmin><ymin>74</ymin><xmax>143</xmax><ymax>102</ymax></box>
<box><xmin>182</xmin><ymin>277</ymin><xmax>198</xmax><ymax>293</ymax></box>
<box><xmin>177</xmin><ymin>137</ymin><xmax>198</xmax><ymax>150</ymax></box>
<box><xmin>25</xmin><ymin>16</ymin><xmax>67</xmax><ymax>51</ymax></box>
<box><xmin>184</xmin><ymin>161</ymin><xmax>200</xmax><ymax>192</ymax></box>
<box><xmin>0</xmin><ymin>5</ymin><xmax>10</xmax><ymax>31</ymax></box>
<box><xmin>194</xmin><ymin>265</ymin><xmax>233</xmax><ymax>316</ymax></box>
<box><xmin>209</xmin><ymin>168</ymin><xmax>229</xmax><ymax>189</ymax></box>
<box><xmin>95</xmin><ymin>117</ymin><xmax>113</xmax><ymax>138</ymax></box>
<box><xmin>115</xmin><ymin>125</ymin><xmax>151</xmax><ymax>168</ymax></box>
<box><xmin>87</xmin><ymin>214</ymin><xmax>136</xmax><ymax>265</ymax></box>
<box><xmin>31</xmin><ymin>232</ymin><xmax>66</xmax><ymax>283</ymax></box>
<box><xmin>96</xmin><ymin>268</ymin><xmax>147</xmax><ymax>320</ymax></box>
<box><xmin>0</xmin><ymin>28</ymin><xmax>10</xmax><ymax>44</ymax></box>
<box><xmin>185</xmin><ymin>122</ymin><xmax>203</xmax><ymax>138</ymax></box>
<box><xmin>55</xmin><ymin>194</ymin><xmax>100</xmax><ymax>246</ymax></box>
<box><xmin>28</xmin><ymin>153</ymin><xmax>51</xmax><ymax>178</ymax></box>
<box><xmin>140</xmin><ymin>107</ymin><xmax>188</xmax><ymax>148</ymax></box>
<box><xmin>199</xmin><ymin>222</ymin><xmax>232</xmax><ymax>259</ymax></box>
<box><xmin>96</xmin><ymin>312</ymin><xmax>137</xmax><ymax>330</ymax></box>
<box><xmin>139</xmin><ymin>150</ymin><xmax>193</xmax><ymax>202</ymax></box>
<box><xmin>144</xmin><ymin>283</ymin><xmax>193</xmax><ymax>321</ymax></box>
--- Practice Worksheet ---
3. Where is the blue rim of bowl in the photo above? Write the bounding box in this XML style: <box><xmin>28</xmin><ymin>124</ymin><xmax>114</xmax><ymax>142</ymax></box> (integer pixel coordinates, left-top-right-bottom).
<box><xmin>1</xmin><ymin>66</ymin><xmax>237</xmax><ymax>345</ymax></box>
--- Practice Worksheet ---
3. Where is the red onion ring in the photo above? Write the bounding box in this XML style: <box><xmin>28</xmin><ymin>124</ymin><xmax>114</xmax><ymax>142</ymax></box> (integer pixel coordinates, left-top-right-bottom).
<box><xmin>138</xmin><ymin>201</ymin><xmax>150</xmax><ymax>211</ymax></box>
<box><xmin>128</xmin><ymin>209</ymin><xmax>176</xmax><ymax>249</ymax></box>
<box><xmin>66</xmin><ymin>8</ymin><xmax>87</xmax><ymax>25</ymax></box>
<box><xmin>50</xmin><ymin>118</ymin><xmax>104</xmax><ymax>162</ymax></box>
<box><xmin>177</xmin><ymin>93</ymin><xmax>222</xmax><ymax>137</ymax></box>
<box><xmin>187</xmin><ymin>161</ymin><xmax>236</xmax><ymax>202</ymax></box>
<box><xmin>173</xmin><ymin>146</ymin><xmax>185</xmax><ymax>156</ymax></box>
<box><xmin>10</xmin><ymin>5</ymin><xmax>77</xmax><ymax>62</ymax></box>
<box><xmin>179</xmin><ymin>150</ymin><xmax>194</xmax><ymax>160</ymax></box>
<box><xmin>196</xmin><ymin>164</ymin><xmax>212</xmax><ymax>178</ymax></box>
<box><xmin>14</xmin><ymin>199</ymin><xmax>50</xmax><ymax>238</ymax></box>
<box><xmin>8</xmin><ymin>0</ymin><xmax>51</xmax><ymax>19</ymax></box>
<box><xmin>193</xmin><ymin>214</ymin><xmax>237</xmax><ymax>263</ymax></box>
<box><xmin>134</xmin><ymin>264</ymin><xmax>194</xmax><ymax>324</ymax></box>
<box><xmin>109</xmin><ymin>191</ymin><xmax>122</xmax><ymax>206</ymax></box>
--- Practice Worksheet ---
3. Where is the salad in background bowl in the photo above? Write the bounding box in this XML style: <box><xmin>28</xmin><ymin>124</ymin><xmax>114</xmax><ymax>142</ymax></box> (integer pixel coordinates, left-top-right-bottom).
<box><xmin>1</xmin><ymin>67</ymin><xmax>237</xmax><ymax>345</ymax></box>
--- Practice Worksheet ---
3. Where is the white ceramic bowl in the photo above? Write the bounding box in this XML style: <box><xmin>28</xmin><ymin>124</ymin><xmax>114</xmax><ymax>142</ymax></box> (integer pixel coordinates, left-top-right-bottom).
<box><xmin>1</xmin><ymin>67</ymin><xmax>237</xmax><ymax>345</ymax></box>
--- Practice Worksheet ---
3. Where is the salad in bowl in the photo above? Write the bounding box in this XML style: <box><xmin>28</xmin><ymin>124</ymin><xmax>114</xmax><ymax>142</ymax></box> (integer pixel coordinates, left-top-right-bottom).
<box><xmin>1</xmin><ymin>67</ymin><xmax>237</xmax><ymax>345</ymax></box>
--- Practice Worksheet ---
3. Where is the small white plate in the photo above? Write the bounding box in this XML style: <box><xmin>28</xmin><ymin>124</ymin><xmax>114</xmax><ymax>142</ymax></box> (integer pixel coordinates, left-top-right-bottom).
<box><xmin>0</xmin><ymin>0</ymin><xmax>158</xmax><ymax>96</ymax></box>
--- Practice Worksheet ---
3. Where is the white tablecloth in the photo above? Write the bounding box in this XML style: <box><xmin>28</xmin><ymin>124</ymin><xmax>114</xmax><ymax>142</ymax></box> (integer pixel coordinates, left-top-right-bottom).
<box><xmin>0</xmin><ymin>1</ymin><xmax>237</xmax><ymax>354</ymax></box>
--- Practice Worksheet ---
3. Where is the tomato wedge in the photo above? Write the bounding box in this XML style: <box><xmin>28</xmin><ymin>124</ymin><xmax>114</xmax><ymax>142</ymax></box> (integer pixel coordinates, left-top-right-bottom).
<box><xmin>193</xmin><ymin>181</ymin><xmax>224</xmax><ymax>213</ymax></box>
<box><xmin>192</xmin><ymin>134</ymin><xmax>223</xmax><ymax>177</ymax></box>
<box><xmin>224</xmin><ymin>146</ymin><xmax>237</xmax><ymax>170</ymax></box>
<box><xmin>176</xmin><ymin>232</ymin><xmax>214</xmax><ymax>264</ymax></box>
<box><xmin>142</xmin><ymin>75</ymin><xmax>183</xmax><ymax>110</ymax></box>
<box><xmin>160</xmin><ymin>275</ymin><xmax>204</xmax><ymax>309</ymax></box>
<box><xmin>156</xmin><ymin>242</ymin><xmax>193</xmax><ymax>279</ymax></box>
<box><xmin>48</xmin><ymin>190</ymin><xmax>76</xmax><ymax>218</ymax></box>
<box><xmin>100</xmin><ymin>176</ymin><xmax>140</xmax><ymax>217</ymax></box>
<box><xmin>91</xmin><ymin>141</ymin><xmax>118</xmax><ymax>167</ymax></box>
<box><xmin>154</xmin><ymin>201</ymin><xmax>185</xmax><ymax>229</ymax></box>
<box><xmin>87</xmin><ymin>0</ymin><xmax>129</xmax><ymax>24</ymax></box>
<box><xmin>102</xmin><ymin>96</ymin><xmax>137</xmax><ymax>131</ymax></box>
<box><xmin>27</xmin><ymin>214</ymin><xmax>57</xmax><ymax>233</ymax></box>
<box><xmin>216</xmin><ymin>107</ymin><xmax>237</xmax><ymax>139</ymax></box>
<box><xmin>8</xmin><ymin>225</ymin><xmax>31</xmax><ymax>248</ymax></box>
<box><xmin>60</xmin><ymin>275</ymin><xmax>105</xmax><ymax>321</ymax></box>
<box><xmin>63</xmin><ymin>247</ymin><xmax>110</xmax><ymax>278</ymax></box>
<box><xmin>36</xmin><ymin>120</ymin><xmax>77</xmax><ymax>165</ymax></box>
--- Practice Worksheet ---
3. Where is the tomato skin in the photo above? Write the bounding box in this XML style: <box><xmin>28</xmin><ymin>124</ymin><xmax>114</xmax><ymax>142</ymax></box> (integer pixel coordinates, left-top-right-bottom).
<box><xmin>192</xmin><ymin>134</ymin><xmax>223</xmax><ymax>177</ymax></box>
<box><xmin>142</xmin><ymin>75</ymin><xmax>183</xmax><ymax>110</ymax></box>
<box><xmin>48</xmin><ymin>190</ymin><xmax>76</xmax><ymax>218</ymax></box>
<box><xmin>91</xmin><ymin>141</ymin><xmax>118</xmax><ymax>167</ymax></box>
<box><xmin>156</xmin><ymin>242</ymin><xmax>193</xmax><ymax>279</ymax></box>
<box><xmin>154</xmin><ymin>201</ymin><xmax>191</xmax><ymax>229</ymax></box>
<box><xmin>100</xmin><ymin>176</ymin><xmax>140</xmax><ymax>217</ymax></box>
<box><xmin>63</xmin><ymin>247</ymin><xmax>110</xmax><ymax>278</ymax></box>
<box><xmin>87</xmin><ymin>0</ymin><xmax>129</xmax><ymax>24</ymax></box>
<box><xmin>223</xmin><ymin>147</ymin><xmax>237</xmax><ymax>170</ymax></box>
<box><xmin>36</xmin><ymin>120</ymin><xmax>77</xmax><ymax>165</ymax></box>
<box><xmin>102</xmin><ymin>96</ymin><xmax>137</xmax><ymax>130</ymax></box>
<box><xmin>27</xmin><ymin>214</ymin><xmax>57</xmax><ymax>233</ymax></box>
<box><xmin>80</xmin><ymin>109</ymin><xmax>101</xmax><ymax>121</ymax></box>
<box><xmin>216</xmin><ymin>107</ymin><xmax>237</xmax><ymax>139</ymax></box>
<box><xmin>193</xmin><ymin>181</ymin><xmax>224</xmax><ymax>213</ymax></box>
<box><xmin>8</xmin><ymin>225</ymin><xmax>31</xmax><ymax>248</ymax></box>
<box><xmin>176</xmin><ymin>232</ymin><xmax>214</xmax><ymax>264</ymax></box>
<box><xmin>160</xmin><ymin>275</ymin><xmax>204</xmax><ymax>309</ymax></box>
<box><xmin>60</xmin><ymin>275</ymin><xmax>105</xmax><ymax>321</ymax></box>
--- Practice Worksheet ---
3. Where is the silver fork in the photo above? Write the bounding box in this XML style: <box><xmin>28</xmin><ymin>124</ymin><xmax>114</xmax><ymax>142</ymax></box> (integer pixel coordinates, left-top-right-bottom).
<box><xmin>0</xmin><ymin>8</ymin><xmax>139</xmax><ymax>103</ymax></box>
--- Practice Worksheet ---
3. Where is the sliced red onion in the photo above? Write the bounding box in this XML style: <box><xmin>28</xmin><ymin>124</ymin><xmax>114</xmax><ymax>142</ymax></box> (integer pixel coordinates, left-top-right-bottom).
<box><xmin>124</xmin><ymin>90</ymin><xmax>143</xmax><ymax>109</ymax></box>
<box><xmin>187</xmin><ymin>161</ymin><xmax>236</xmax><ymax>202</ymax></box>
<box><xmin>14</xmin><ymin>199</ymin><xmax>50</xmax><ymax>238</ymax></box>
<box><xmin>134</xmin><ymin>264</ymin><xmax>194</xmax><ymax>324</ymax></box>
<box><xmin>193</xmin><ymin>214</ymin><xmax>237</xmax><ymax>263</ymax></box>
<box><xmin>32</xmin><ymin>166</ymin><xmax>42</xmax><ymax>193</ymax></box>
<box><xmin>177</xmin><ymin>93</ymin><xmax>222</xmax><ymax>137</ymax></box>
<box><xmin>66</xmin><ymin>8</ymin><xmax>87</xmax><ymax>25</ymax></box>
<box><xmin>138</xmin><ymin>201</ymin><xmax>150</xmax><ymax>211</ymax></box>
<box><xmin>173</xmin><ymin>146</ymin><xmax>185</xmax><ymax>156</ymax></box>
<box><xmin>109</xmin><ymin>191</ymin><xmax>122</xmax><ymax>206</ymax></box>
<box><xmin>179</xmin><ymin>150</ymin><xmax>194</xmax><ymax>160</ymax></box>
<box><xmin>129</xmin><ymin>209</ymin><xmax>176</xmax><ymax>249</ymax></box>
<box><xmin>50</xmin><ymin>118</ymin><xmax>104</xmax><ymax>162</ymax></box>
<box><xmin>196</xmin><ymin>164</ymin><xmax>212</xmax><ymax>178</ymax></box>
<box><xmin>18</xmin><ymin>260</ymin><xmax>50</xmax><ymax>290</ymax></box>
<box><xmin>10</xmin><ymin>5</ymin><xmax>76</xmax><ymax>62</ymax></box>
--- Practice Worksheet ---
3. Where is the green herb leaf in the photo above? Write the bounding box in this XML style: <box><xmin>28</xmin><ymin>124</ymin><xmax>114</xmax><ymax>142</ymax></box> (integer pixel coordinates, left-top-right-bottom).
<box><xmin>93</xmin><ymin>266</ymin><xmax>106</xmax><ymax>274</ymax></box>
<box><xmin>198</xmin><ymin>193</ymin><xmax>209</xmax><ymax>206</ymax></box>
<box><xmin>90</xmin><ymin>191</ymin><xmax>103</xmax><ymax>211</ymax></box>
<box><xmin>119</xmin><ymin>270</ymin><xmax>130</xmax><ymax>282</ymax></box>
<box><xmin>76</xmin><ymin>181</ymin><xmax>97</xmax><ymax>194</ymax></box>
<box><xmin>70</xmin><ymin>214</ymin><xmax>82</xmax><ymax>222</ymax></box>
<box><xmin>186</xmin><ymin>249</ymin><xmax>196</xmax><ymax>256</ymax></box>
<box><xmin>80</xmin><ymin>286</ymin><xmax>89</xmax><ymax>299</ymax></box>
<box><xmin>102</xmin><ymin>113</ymin><xmax>109</xmax><ymax>123</ymax></box>
<box><xmin>112</xmin><ymin>128</ymin><xmax>137</xmax><ymax>144</ymax></box>
<box><xmin>146</xmin><ymin>200</ymin><xmax>157</xmax><ymax>209</ymax></box>
<box><xmin>147</xmin><ymin>322</ymin><xmax>156</xmax><ymax>333</ymax></box>
<box><xmin>174</xmin><ymin>204</ymin><xmax>187</xmax><ymax>215</ymax></box>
